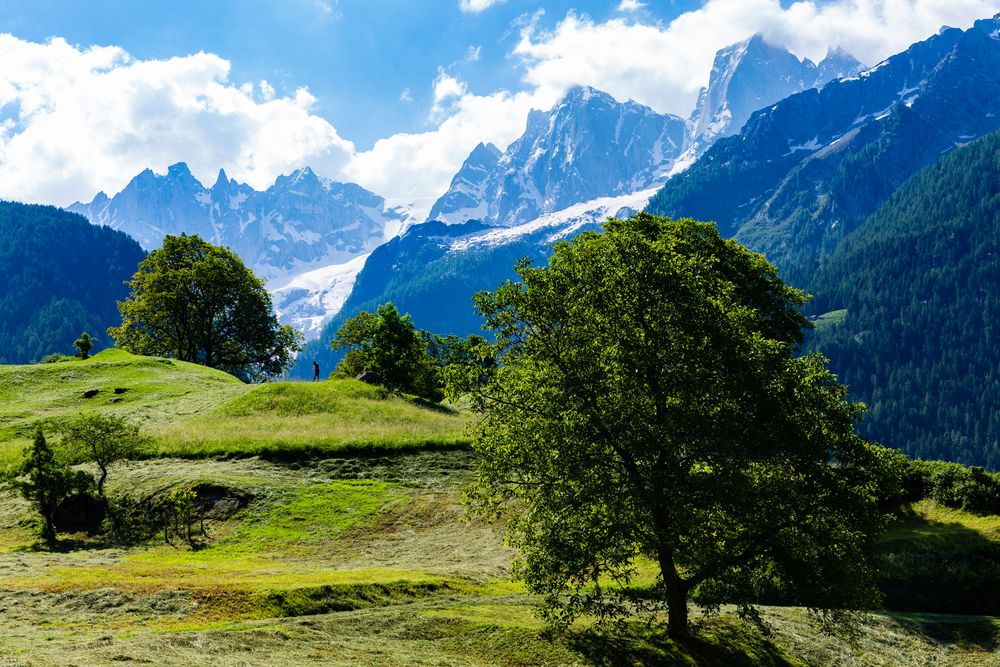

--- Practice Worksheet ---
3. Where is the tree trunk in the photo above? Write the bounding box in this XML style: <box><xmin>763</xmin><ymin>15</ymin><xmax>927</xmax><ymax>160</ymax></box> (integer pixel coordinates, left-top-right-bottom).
<box><xmin>666</xmin><ymin>580</ymin><xmax>689</xmax><ymax>639</ymax></box>
<box><xmin>42</xmin><ymin>511</ymin><xmax>57</xmax><ymax>546</ymax></box>
<box><xmin>658</xmin><ymin>547</ymin><xmax>690</xmax><ymax>639</ymax></box>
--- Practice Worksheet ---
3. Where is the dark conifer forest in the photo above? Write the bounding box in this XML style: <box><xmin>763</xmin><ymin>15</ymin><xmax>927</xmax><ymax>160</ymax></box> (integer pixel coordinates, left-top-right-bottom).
<box><xmin>808</xmin><ymin>130</ymin><xmax>1000</xmax><ymax>467</ymax></box>
<box><xmin>0</xmin><ymin>202</ymin><xmax>145</xmax><ymax>363</ymax></box>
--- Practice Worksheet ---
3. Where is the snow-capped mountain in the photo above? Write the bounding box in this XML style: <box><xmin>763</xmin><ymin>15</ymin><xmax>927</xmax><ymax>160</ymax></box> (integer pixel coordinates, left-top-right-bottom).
<box><xmin>427</xmin><ymin>86</ymin><xmax>687</xmax><ymax>227</ymax></box>
<box><xmin>426</xmin><ymin>142</ymin><xmax>501</xmax><ymax>224</ymax></box>
<box><xmin>269</xmin><ymin>253</ymin><xmax>370</xmax><ymax>340</ymax></box>
<box><xmin>815</xmin><ymin>46</ymin><xmax>866</xmax><ymax>84</ymax></box>
<box><xmin>648</xmin><ymin>14</ymin><xmax>1000</xmax><ymax>278</ymax></box>
<box><xmin>678</xmin><ymin>35</ymin><xmax>863</xmax><ymax>169</ymax></box>
<box><xmin>68</xmin><ymin>164</ymin><xmax>413</xmax><ymax>281</ymax></box>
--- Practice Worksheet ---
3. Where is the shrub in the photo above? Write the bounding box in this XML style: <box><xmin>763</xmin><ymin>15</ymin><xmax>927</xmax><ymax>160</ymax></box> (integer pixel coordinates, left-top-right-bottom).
<box><xmin>9</xmin><ymin>428</ymin><xmax>94</xmax><ymax>544</ymax></box>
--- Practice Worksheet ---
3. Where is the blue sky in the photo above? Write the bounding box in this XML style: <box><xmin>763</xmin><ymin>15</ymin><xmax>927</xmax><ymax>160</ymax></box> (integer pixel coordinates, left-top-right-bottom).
<box><xmin>0</xmin><ymin>0</ymin><xmax>704</xmax><ymax>148</ymax></box>
<box><xmin>0</xmin><ymin>0</ymin><xmax>997</xmax><ymax>214</ymax></box>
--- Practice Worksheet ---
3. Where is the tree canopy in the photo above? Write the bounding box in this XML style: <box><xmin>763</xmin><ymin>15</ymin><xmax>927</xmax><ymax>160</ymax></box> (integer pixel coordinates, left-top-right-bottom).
<box><xmin>449</xmin><ymin>213</ymin><xmax>901</xmax><ymax>638</ymax></box>
<box><xmin>331</xmin><ymin>302</ymin><xmax>438</xmax><ymax>398</ymax></box>
<box><xmin>62</xmin><ymin>414</ymin><xmax>143</xmax><ymax>498</ymax></box>
<box><xmin>73</xmin><ymin>332</ymin><xmax>94</xmax><ymax>359</ymax></box>
<box><xmin>109</xmin><ymin>234</ymin><xmax>301</xmax><ymax>382</ymax></box>
<box><xmin>10</xmin><ymin>428</ymin><xmax>93</xmax><ymax>545</ymax></box>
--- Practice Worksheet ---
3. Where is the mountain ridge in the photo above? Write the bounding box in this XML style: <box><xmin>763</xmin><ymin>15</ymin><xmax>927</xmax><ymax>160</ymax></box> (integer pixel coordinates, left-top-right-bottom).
<box><xmin>647</xmin><ymin>14</ymin><xmax>1000</xmax><ymax>281</ymax></box>
<box><xmin>68</xmin><ymin>163</ymin><xmax>413</xmax><ymax>281</ymax></box>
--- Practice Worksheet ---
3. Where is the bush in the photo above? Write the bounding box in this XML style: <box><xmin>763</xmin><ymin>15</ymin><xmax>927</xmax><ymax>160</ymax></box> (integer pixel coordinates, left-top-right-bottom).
<box><xmin>38</xmin><ymin>353</ymin><xmax>70</xmax><ymax>364</ymax></box>
<box><xmin>902</xmin><ymin>459</ymin><xmax>1000</xmax><ymax>515</ymax></box>
<box><xmin>9</xmin><ymin>428</ymin><xmax>95</xmax><ymax>544</ymax></box>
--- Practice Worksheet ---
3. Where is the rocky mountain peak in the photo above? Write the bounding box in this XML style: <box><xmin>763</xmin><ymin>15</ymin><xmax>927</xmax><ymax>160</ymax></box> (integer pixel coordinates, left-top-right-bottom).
<box><xmin>427</xmin><ymin>86</ymin><xmax>686</xmax><ymax>227</ymax></box>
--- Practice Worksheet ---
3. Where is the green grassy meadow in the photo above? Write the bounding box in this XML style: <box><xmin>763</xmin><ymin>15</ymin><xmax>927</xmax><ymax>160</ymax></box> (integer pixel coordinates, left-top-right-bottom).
<box><xmin>1</xmin><ymin>350</ymin><xmax>1000</xmax><ymax>664</ymax></box>
<box><xmin>0</xmin><ymin>349</ymin><xmax>470</xmax><ymax>467</ymax></box>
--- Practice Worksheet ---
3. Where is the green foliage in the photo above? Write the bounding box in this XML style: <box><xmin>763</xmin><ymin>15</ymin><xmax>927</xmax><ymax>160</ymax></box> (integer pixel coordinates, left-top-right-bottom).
<box><xmin>453</xmin><ymin>213</ymin><xmax>901</xmax><ymax>638</ymax></box>
<box><xmin>808</xmin><ymin>128</ymin><xmax>1000</xmax><ymax>467</ymax></box>
<box><xmin>38</xmin><ymin>353</ymin><xmax>70</xmax><ymax>364</ymax></box>
<box><xmin>9</xmin><ymin>428</ymin><xmax>93</xmax><ymax>544</ymax></box>
<box><xmin>61</xmin><ymin>413</ymin><xmax>144</xmax><ymax>497</ymax></box>
<box><xmin>108</xmin><ymin>234</ymin><xmax>303</xmax><ymax>382</ymax></box>
<box><xmin>164</xmin><ymin>484</ymin><xmax>204</xmax><ymax>546</ymax></box>
<box><xmin>901</xmin><ymin>459</ymin><xmax>1000</xmax><ymax>515</ymax></box>
<box><xmin>73</xmin><ymin>332</ymin><xmax>94</xmax><ymax>359</ymax></box>
<box><xmin>0</xmin><ymin>202</ymin><xmax>145</xmax><ymax>364</ymax></box>
<box><xmin>332</xmin><ymin>302</ymin><xmax>439</xmax><ymax>399</ymax></box>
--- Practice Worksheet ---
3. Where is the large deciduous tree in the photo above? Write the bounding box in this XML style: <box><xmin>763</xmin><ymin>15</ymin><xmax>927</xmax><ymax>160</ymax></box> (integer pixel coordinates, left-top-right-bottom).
<box><xmin>109</xmin><ymin>234</ymin><xmax>302</xmax><ymax>381</ymax></box>
<box><xmin>449</xmin><ymin>213</ymin><xmax>901</xmax><ymax>638</ymax></box>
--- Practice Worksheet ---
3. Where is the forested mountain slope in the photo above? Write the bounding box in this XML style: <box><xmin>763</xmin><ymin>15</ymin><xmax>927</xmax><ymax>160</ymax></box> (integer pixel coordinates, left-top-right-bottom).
<box><xmin>808</xmin><ymin>129</ymin><xmax>1000</xmax><ymax>467</ymax></box>
<box><xmin>0</xmin><ymin>202</ymin><xmax>146</xmax><ymax>363</ymax></box>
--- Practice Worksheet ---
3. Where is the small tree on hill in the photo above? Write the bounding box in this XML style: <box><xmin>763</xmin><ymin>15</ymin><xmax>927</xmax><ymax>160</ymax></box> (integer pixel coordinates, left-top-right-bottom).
<box><xmin>10</xmin><ymin>428</ymin><xmax>93</xmax><ymax>544</ymax></box>
<box><xmin>448</xmin><ymin>214</ymin><xmax>902</xmax><ymax>638</ymax></box>
<box><xmin>62</xmin><ymin>414</ymin><xmax>143</xmax><ymax>499</ymax></box>
<box><xmin>108</xmin><ymin>234</ymin><xmax>303</xmax><ymax>382</ymax></box>
<box><xmin>332</xmin><ymin>303</ymin><xmax>438</xmax><ymax>398</ymax></box>
<box><xmin>73</xmin><ymin>332</ymin><xmax>94</xmax><ymax>359</ymax></box>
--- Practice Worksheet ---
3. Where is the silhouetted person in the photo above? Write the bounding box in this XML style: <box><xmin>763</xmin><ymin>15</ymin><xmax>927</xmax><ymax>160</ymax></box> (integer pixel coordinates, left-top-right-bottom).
<box><xmin>313</xmin><ymin>360</ymin><xmax>320</xmax><ymax>381</ymax></box>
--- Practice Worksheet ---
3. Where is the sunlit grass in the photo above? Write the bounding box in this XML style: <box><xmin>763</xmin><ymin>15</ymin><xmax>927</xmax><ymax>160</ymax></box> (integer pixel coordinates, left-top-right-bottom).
<box><xmin>0</xmin><ymin>350</ymin><xmax>471</xmax><ymax>465</ymax></box>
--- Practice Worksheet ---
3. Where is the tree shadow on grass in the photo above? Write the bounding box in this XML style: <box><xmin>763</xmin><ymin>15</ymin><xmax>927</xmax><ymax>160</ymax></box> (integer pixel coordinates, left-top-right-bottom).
<box><xmin>566</xmin><ymin>617</ymin><xmax>797</xmax><ymax>666</ymax></box>
<box><xmin>878</xmin><ymin>511</ymin><xmax>1000</xmax><ymax>617</ymax></box>
<box><xmin>18</xmin><ymin>535</ymin><xmax>118</xmax><ymax>553</ymax></box>
<box><xmin>887</xmin><ymin>612</ymin><xmax>1000</xmax><ymax>654</ymax></box>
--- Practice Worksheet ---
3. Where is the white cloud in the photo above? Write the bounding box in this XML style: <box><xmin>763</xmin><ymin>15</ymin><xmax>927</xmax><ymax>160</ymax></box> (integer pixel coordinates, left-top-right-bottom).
<box><xmin>430</xmin><ymin>68</ymin><xmax>469</xmax><ymax>119</ymax></box>
<box><xmin>617</xmin><ymin>0</ymin><xmax>647</xmax><ymax>11</ymax></box>
<box><xmin>514</xmin><ymin>0</ymin><xmax>1000</xmax><ymax>118</ymax></box>
<box><xmin>344</xmin><ymin>87</ymin><xmax>551</xmax><ymax>216</ymax></box>
<box><xmin>466</xmin><ymin>45</ymin><xmax>482</xmax><ymax>62</ymax></box>
<box><xmin>4</xmin><ymin>0</ymin><xmax>1000</xmax><ymax>220</ymax></box>
<box><xmin>259</xmin><ymin>79</ymin><xmax>276</xmax><ymax>101</ymax></box>
<box><xmin>399</xmin><ymin>87</ymin><xmax>413</xmax><ymax>102</ymax></box>
<box><xmin>458</xmin><ymin>0</ymin><xmax>506</xmax><ymax>13</ymax></box>
<box><xmin>0</xmin><ymin>34</ymin><xmax>355</xmax><ymax>206</ymax></box>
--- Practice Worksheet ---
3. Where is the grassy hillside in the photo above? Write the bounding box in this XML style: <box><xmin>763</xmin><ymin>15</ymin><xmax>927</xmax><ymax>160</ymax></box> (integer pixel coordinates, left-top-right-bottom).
<box><xmin>1</xmin><ymin>452</ymin><xmax>999</xmax><ymax>665</ymax></box>
<box><xmin>2</xmin><ymin>351</ymin><xmax>1000</xmax><ymax>664</ymax></box>
<box><xmin>0</xmin><ymin>349</ymin><xmax>470</xmax><ymax>466</ymax></box>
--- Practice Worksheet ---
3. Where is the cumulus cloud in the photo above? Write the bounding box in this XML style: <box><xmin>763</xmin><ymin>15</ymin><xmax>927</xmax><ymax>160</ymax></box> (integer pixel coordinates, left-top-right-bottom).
<box><xmin>513</xmin><ymin>0</ymin><xmax>1000</xmax><ymax>118</ymax></box>
<box><xmin>617</xmin><ymin>0</ymin><xmax>647</xmax><ymax>12</ymax></box>
<box><xmin>458</xmin><ymin>0</ymin><xmax>506</xmax><ymax>13</ymax></box>
<box><xmin>0</xmin><ymin>34</ymin><xmax>355</xmax><ymax>206</ymax></box>
<box><xmin>431</xmin><ymin>69</ymin><xmax>467</xmax><ymax>108</ymax></box>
